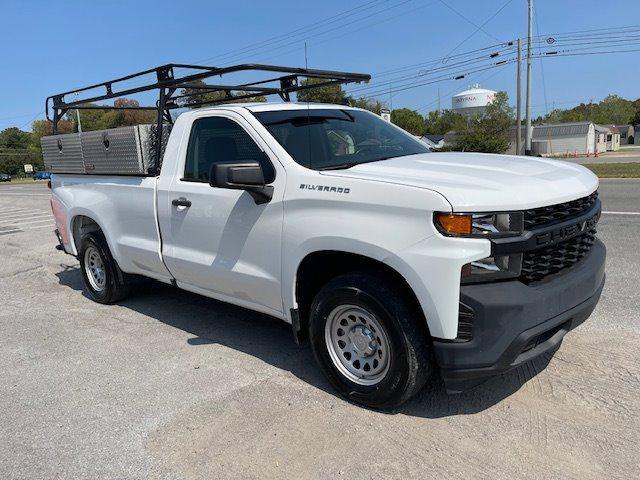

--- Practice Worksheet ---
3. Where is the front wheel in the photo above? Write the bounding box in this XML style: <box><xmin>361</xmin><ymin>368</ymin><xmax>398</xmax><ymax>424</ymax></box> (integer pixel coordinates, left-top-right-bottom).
<box><xmin>309</xmin><ymin>272</ymin><xmax>434</xmax><ymax>409</ymax></box>
<box><xmin>79</xmin><ymin>232</ymin><xmax>130</xmax><ymax>304</ymax></box>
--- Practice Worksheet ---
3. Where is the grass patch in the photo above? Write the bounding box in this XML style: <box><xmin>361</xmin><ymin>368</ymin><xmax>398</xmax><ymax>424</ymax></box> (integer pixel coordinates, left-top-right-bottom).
<box><xmin>0</xmin><ymin>178</ymin><xmax>46</xmax><ymax>185</ymax></box>
<box><xmin>584</xmin><ymin>162</ymin><xmax>640</xmax><ymax>178</ymax></box>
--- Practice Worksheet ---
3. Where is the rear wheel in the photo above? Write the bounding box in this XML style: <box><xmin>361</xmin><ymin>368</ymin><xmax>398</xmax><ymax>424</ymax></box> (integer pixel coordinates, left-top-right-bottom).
<box><xmin>309</xmin><ymin>272</ymin><xmax>433</xmax><ymax>409</ymax></box>
<box><xmin>79</xmin><ymin>232</ymin><xmax>130</xmax><ymax>304</ymax></box>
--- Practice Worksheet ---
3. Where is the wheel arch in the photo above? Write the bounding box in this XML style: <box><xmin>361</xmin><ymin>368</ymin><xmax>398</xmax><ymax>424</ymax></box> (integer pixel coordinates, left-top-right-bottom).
<box><xmin>293</xmin><ymin>250</ymin><xmax>429</xmax><ymax>342</ymax></box>
<box><xmin>68</xmin><ymin>212</ymin><xmax>117</xmax><ymax>260</ymax></box>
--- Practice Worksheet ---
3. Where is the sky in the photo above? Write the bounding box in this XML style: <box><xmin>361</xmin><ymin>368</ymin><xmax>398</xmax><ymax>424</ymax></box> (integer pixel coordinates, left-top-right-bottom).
<box><xmin>1</xmin><ymin>0</ymin><xmax>639</xmax><ymax>131</ymax></box>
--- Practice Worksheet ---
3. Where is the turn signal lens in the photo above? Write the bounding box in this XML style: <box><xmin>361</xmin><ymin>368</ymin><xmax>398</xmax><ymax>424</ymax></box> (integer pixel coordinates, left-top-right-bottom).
<box><xmin>436</xmin><ymin>213</ymin><xmax>472</xmax><ymax>235</ymax></box>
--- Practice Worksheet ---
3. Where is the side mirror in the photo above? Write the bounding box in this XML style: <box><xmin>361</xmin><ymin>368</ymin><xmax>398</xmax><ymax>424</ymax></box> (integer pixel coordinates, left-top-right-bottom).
<box><xmin>209</xmin><ymin>161</ymin><xmax>273</xmax><ymax>204</ymax></box>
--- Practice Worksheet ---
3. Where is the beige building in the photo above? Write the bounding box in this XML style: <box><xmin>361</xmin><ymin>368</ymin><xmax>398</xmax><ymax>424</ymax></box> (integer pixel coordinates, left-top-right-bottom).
<box><xmin>594</xmin><ymin>125</ymin><xmax>609</xmax><ymax>154</ymax></box>
<box><xmin>611</xmin><ymin>125</ymin><xmax>635</xmax><ymax>145</ymax></box>
<box><xmin>603</xmin><ymin>125</ymin><xmax>621</xmax><ymax>151</ymax></box>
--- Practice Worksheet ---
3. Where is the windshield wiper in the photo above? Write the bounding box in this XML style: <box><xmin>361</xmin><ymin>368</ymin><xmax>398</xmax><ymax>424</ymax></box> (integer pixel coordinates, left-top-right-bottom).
<box><xmin>318</xmin><ymin>162</ymin><xmax>359</xmax><ymax>171</ymax></box>
<box><xmin>318</xmin><ymin>157</ymin><xmax>396</xmax><ymax>171</ymax></box>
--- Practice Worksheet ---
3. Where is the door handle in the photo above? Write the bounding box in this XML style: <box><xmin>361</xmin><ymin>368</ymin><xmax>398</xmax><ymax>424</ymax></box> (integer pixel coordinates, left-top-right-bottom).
<box><xmin>172</xmin><ymin>197</ymin><xmax>192</xmax><ymax>208</ymax></box>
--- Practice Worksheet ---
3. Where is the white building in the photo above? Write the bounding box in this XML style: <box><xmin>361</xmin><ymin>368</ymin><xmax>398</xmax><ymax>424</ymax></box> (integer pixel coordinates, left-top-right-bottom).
<box><xmin>531</xmin><ymin>122</ymin><xmax>597</xmax><ymax>156</ymax></box>
<box><xmin>451</xmin><ymin>84</ymin><xmax>496</xmax><ymax>116</ymax></box>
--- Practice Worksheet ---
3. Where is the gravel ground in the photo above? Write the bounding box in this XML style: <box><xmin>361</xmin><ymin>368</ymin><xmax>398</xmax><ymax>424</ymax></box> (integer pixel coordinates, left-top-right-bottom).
<box><xmin>0</xmin><ymin>181</ymin><xmax>638</xmax><ymax>480</ymax></box>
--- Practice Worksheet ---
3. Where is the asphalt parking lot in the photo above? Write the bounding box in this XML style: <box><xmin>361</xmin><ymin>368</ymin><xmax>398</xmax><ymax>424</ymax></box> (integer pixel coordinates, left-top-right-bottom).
<box><xmin>1</xmin><ymin>180</ymin><xmax>638</xmax><ymax>480</ymax></box>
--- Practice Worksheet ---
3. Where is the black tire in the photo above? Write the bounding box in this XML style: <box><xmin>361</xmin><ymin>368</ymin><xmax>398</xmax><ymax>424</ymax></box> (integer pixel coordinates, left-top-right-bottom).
<box><xmin>78</xmin><ymin>231</ymin><xmax>130</xmax><ymax>304</ymax></box>
<box><xmin>309</xmin><ymin>272</ymin><xmax>433</xmax><ymax>409</ymax></box>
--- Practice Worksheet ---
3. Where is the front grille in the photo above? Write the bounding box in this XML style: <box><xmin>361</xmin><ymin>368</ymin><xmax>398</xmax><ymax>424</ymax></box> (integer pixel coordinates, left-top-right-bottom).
<box><xmin>524</xmin><ymin>191</ymin><xmax>598</xmax><ymax>230</ymax></box>
<box><xmin>520</xmin><ymin>229</ymin><xmax>596</xmax><ymax>284</ymax></box>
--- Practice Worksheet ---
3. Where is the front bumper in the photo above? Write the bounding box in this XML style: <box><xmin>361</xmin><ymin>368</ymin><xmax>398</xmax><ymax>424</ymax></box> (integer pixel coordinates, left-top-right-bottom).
<box><xmin>433</xmin><ymin>238</ymin><xmax>606</xmax><ymax>393</ymax></box>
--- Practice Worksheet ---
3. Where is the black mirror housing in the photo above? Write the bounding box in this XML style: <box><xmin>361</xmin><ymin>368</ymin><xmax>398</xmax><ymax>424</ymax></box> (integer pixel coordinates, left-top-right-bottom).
<box><xmin>209</xmin><ymin>161</ymin><xmax>273</xmax><ymax>204</ymax></box>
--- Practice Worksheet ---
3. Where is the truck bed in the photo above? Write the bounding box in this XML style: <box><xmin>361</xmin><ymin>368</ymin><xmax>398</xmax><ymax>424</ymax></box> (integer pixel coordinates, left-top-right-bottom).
<box><xmin>51</xmin><ymin>174</ymin><xmax>171</xmax><ymax>282</ymax></box>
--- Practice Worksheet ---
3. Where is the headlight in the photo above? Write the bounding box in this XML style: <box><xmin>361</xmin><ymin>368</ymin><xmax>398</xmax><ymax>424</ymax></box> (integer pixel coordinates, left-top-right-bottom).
<box><xmin>461</xmin><ymin>253</ymin><xmax>522</xmax><ymax>283</ymax></box>
<box><xmin>434</xmin><ymin>212</ymin><xmax>524</xmax><ymax>237</ymax></box>
<box><xmin>434</xmin><ymin>211</ymin><xmax>524</xmax><ymax>283</ymax></box>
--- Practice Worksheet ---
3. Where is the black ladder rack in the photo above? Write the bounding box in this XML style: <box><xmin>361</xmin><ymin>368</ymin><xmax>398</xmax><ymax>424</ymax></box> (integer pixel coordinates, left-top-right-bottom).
<box><xmin>46</xmin><ymin>63</ymin><xmax>370</xmax><ymax>168</ymax></box>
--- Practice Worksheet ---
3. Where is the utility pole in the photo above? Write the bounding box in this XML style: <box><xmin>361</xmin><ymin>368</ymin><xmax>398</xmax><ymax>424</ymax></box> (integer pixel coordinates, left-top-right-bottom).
<box><xmin>437</xmin><ymin>87</ymin><xmax>441</xmax><ymax>113</ymax></box>
<box><xmin>525</xmin><ymin>0</ymin><xmax>533</xmax><ymax>155</ymax></box>
<box><xmin>516</xmin><ymin>38</ymin><xmax>522</xmax><ymax>156</ymax></box>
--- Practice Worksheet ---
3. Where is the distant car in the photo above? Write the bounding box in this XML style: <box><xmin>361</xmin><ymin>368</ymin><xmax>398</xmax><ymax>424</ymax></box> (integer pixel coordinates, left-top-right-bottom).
<box><xmin>33</xmin><ymin>171</ymin><xmax>52</xmax><ymax>180</ymax></box>
<box><xmin>0</xmin><ymin>173</ymin><xmax>11</xmax><ymax>182</ymax></box>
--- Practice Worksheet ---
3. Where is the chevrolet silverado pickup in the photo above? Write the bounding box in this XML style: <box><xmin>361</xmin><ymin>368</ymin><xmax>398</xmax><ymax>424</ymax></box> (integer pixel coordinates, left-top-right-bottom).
<box><xmin>43</xmin><ymin>65</ymin><xmax>605</xmax><ymax>408</ymax></box>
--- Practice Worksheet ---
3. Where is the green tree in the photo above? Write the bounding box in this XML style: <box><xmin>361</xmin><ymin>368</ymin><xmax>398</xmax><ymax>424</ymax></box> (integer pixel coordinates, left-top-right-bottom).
<box><xmin>0</xmin><ymin>127</ymin><xmax>31</xmax><ymax>149</ymax></box>
<box><xmin>538</xmin><ymin>95</ymin><xmax>637</xmax><ymax>125</ymax></box>
<box><xmin>68</xmin><ymin>98</ymin><xmax>157</xmax><ymax>132</ymax></box>
<box><xmin>179</xmin><ymin>80</ymin><xmax>267</xmax><ymax>108</ymax></box>
<box><xmin>0</xmin><ymin>127</ymin><xmax>44</xmax><ymax>175</ymax></box>
<box><xmin>424</xmin><ymin>109</ymin><xmax>466</xmax><ymax>135</ymax></box>
<box><xmin>296</xmin><ymin>78</ymin><xmax>346</xmax><ymax>104</ymax></box>
<box><xmin>347</xmin><ymin>96</ymin><xmax>387</xmax><ymax>114</ymax></box>
<box><xmin>592</xmin><ymin>95</ymin><xmax>636</xmax><ymax>125</ymax></box>
<box><xmin>390</xmin><ymin>108</ymin><xmax>425</xmax><ymax>136</ymax></box>
<box><xmin>453</xmin><ymin>91</ymin><xmax>514</xmax><ymax>153</ymax></box>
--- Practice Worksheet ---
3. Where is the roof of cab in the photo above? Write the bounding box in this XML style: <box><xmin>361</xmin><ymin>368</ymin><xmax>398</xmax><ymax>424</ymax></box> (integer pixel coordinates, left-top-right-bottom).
<box><xmin>185</xmin><ymin>102</ymin><xmax>355</xmax><ymax>114</ymax></box>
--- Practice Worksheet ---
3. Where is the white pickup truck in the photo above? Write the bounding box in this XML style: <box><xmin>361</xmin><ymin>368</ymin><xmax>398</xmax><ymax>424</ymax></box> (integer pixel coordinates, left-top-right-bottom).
<box><xmin>44</xmin><ymin>68</ymin><xmax>605</xmax><ymax>408</ymax></box>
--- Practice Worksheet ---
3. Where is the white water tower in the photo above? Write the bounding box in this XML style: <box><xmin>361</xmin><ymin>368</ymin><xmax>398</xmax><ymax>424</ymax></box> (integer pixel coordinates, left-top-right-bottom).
<box><xmin>452</xmin><ymin>84</ymin><xmax>497</xmax><ymax>115</ymax></box>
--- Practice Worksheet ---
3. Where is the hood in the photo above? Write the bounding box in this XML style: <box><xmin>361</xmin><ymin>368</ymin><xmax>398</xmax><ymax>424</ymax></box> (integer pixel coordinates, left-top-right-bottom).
<box><xmin>321</xmin><ymin>152</ymin><xmax>599</xmax><ymax>211</ymax></box>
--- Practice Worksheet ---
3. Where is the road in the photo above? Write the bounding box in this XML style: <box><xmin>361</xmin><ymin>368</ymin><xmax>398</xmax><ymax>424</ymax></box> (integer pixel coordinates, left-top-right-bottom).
<box><xmin>0</xmin><ymin>180</ymin><xmax>638</xmax><ymax>480</ymax></box>
<box><xmin>575</xmin><ymin>146</ymin><xmax>640</xmax><ymax>164</ymax></box>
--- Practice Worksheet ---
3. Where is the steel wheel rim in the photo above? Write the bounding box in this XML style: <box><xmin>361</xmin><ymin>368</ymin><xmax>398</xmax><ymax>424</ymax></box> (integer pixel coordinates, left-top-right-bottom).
<box><xmin>324</xmin><ymin>304</ymin><xmax>391</xmax><ymax>386</ymax></box>
<box><xmin>84</xmin><ymin>245</ymin><xmax>106</xmax><ymax>292</ymax></box>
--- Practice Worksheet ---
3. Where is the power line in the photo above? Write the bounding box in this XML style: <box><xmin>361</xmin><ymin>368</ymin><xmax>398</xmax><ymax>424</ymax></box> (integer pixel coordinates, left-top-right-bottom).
<box><xmin>215</xmin><ymin>0</ymin><xmax>417</xmax><ymax>67</ymax></box>
<box><xmin>201</xmin><ymin>0</ymin><xmax>409</xmax><ymax>66</ymax></box>
<box><xmin>534</xmin><ymin>46</ymin><xmax>640</xmax><ymax>58</ymax></box>
<box><xmin>441</xmin><ymin>0</ymin><xmax>515</xmax><ymax>62</ymax></box>
<box><xmin>530</xmin><ymin>23</ymin><xmax>640</xmax><ymax>40</ymax></box>
<box><xmin>256</xmin><ymin>0</ymin><xmax>435</xmax><ymax>67</ymax></box>
<box><xmin>19</xmin><ymin>112</ymin><xmax>45</xmax><ymax>130</ymax></box>
<box><xmin>420</xmin><ymin>61</ymin><xmax>511</xmax><ymax>113</ymax></box>
<box><xmin>393</xmin><ymin>0</ymin><xmax>515</xmax><ymax>99</ymax></box>
<box><xmin>117</xmin><ymin>0</ymin><xmax>418</xmax><ymax>91</ymax></box>
<box><xmin>346</xmin><ymin>40</ymin><xmax>518</xmax><ymax>96</ymax></box>
<box><xmin>437</xmin><ymin>0</ymin><xmax>501</xmax><ymax>42</ymax></box>
<box><xmin>361</xmin><ymin>60</ymin><xmax>518</xmax><ymax>98</ymax></box>
<box><xmin>192</xmin><ymin>0</ymin><xmax>387</xmax><ymax>65</ymax></box>
<box><xmin>361</xmin><ymin>43</ymin><xmax>516</xmax><ymax>88</ymax></box>
<box><xmin>352</xmin><ymin>37</ymin><xmax>640</xmax><ymax>105</ymax></box>
<box><xmin>347</xmin><ymin>50</ymin><xmax>515</xmax><ymax>95</ymax></box>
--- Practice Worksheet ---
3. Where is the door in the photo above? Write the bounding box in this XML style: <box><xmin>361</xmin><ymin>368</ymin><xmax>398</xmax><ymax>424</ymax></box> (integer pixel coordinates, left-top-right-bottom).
<box><xmin>157</xmin><ymin>112</ymin><xmax>285</xmax><ymax>317</ymax></box>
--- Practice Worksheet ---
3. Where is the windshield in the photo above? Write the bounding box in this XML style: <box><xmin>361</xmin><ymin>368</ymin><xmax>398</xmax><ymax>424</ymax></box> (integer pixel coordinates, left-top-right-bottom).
<box><xmin>253</xmin><ymin>108</ymin><xmax>429</xmax><ymax>170</ymax></box>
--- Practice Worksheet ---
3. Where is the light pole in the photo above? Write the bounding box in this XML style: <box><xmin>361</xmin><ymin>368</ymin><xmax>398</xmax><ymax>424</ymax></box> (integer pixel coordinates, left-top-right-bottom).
<box><xmin>525</xmin><ymin>0</ymin><xmax>533</xmax><ymax>155</ymax></box>
<box><xmin>516</xmin><ymin>38</ymin><xmax>522</xmax><ymax>156</ymax></box>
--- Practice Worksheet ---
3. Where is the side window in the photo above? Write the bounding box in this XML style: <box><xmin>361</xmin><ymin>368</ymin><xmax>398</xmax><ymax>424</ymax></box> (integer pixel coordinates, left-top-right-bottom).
<box><xmin>184</xmin><ymin>116</ymin><xmax>274</xmax><ymax>182</ymax></box>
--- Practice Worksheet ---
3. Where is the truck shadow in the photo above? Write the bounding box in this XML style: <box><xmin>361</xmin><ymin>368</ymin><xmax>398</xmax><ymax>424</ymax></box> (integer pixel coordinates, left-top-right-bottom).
<box><xmin>56</xmin><ymin>265</ymin><xmax>555</xmax><ymax>419</ymax></box>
